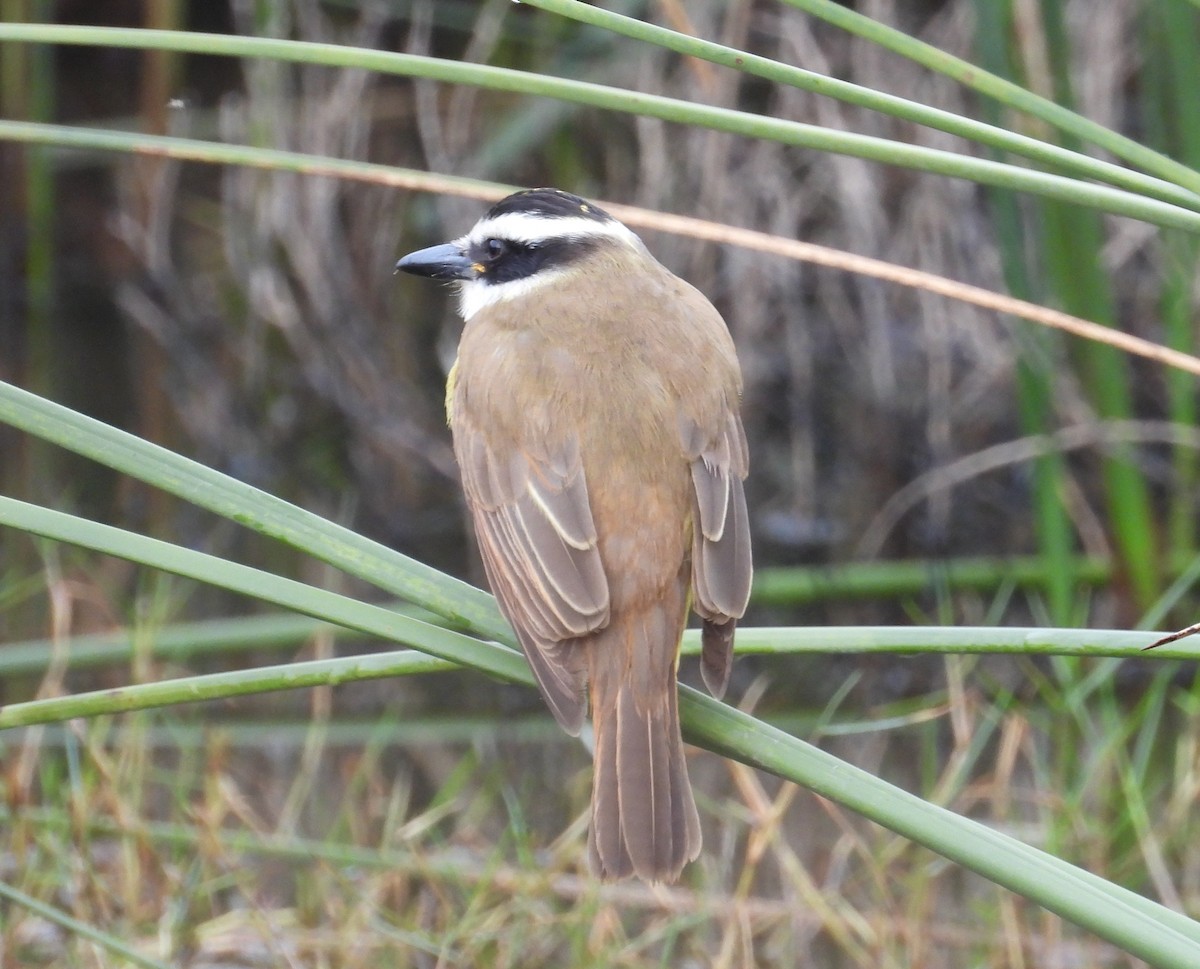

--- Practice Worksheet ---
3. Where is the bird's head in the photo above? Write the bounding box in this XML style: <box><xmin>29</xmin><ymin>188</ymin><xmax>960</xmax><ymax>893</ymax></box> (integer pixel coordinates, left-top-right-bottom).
<box><xmin>395</xmin><ymin>188</ymin><xmax>645</xmax><ymax>321</ymax></box>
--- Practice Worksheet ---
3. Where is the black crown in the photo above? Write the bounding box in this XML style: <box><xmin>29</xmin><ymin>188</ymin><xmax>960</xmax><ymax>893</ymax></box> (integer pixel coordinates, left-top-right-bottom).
<box><xmin>485</xmin><ymin>188</ymin><xmax>614</xmax><ymax>224</ymax></box>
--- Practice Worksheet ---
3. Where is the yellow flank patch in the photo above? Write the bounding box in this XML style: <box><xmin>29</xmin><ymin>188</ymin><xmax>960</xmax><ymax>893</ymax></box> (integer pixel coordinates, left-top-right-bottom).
<box><xmin>445</xmin><ymin>358</ymin><xmax>459</xmax><ymax>426</ymax></box>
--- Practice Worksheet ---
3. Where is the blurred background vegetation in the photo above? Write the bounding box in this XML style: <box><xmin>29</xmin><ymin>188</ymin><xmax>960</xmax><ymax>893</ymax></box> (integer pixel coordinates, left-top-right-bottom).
<box><xmin>3</xmin><ymin>0</ymin><xmax>1200</xmax><ymax>966</ymax></box>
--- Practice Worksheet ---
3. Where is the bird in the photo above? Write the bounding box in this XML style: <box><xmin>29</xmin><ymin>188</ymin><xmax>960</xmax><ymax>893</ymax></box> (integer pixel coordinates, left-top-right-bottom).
<box><xmin>396</xmin><ymin>188</ymin><xmax>752</xmax><ymax>883</ymax></box>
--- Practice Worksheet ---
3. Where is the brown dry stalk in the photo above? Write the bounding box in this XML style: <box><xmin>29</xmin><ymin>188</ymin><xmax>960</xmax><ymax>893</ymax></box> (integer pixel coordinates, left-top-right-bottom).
<box><xmin>125</xmin><ymin>145</ymin><xmax>1200</xmax><ymax>380</ymax></box>
<box><xmin>602</xmin><ymin>203</ymin><xmax>1200</xmax><ymax>379</ymax></box>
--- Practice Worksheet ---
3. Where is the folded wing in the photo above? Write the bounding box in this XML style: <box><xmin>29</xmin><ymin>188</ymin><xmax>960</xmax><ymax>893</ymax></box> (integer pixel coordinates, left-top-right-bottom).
<box><xmin>681</xmin><ymin>406</ymin><xmax>752</xmax><ymax>698</ymax></box>
<box><xmin>456</xmin><ymin>416</ymin><xmax>610</xmax><ymax>733</ymax></box>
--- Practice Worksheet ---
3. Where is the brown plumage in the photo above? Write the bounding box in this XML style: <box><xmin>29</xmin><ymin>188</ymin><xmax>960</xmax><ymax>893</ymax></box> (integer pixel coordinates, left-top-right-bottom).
<box><xmin>397</xmin><ymin>189</ymin><xmax>752</xmax><ymax>882</ymax></box>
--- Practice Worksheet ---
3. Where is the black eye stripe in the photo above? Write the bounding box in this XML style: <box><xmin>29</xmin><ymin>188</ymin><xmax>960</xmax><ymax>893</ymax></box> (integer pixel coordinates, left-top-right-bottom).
<box><xmin>467</xmin><ymin>236</ymin><xmax>601</xmax><ymax>285</ymax></box>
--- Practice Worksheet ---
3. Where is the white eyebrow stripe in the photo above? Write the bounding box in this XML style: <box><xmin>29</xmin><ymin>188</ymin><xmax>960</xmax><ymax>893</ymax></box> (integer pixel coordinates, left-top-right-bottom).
<box><xmin>462</xmin><ymin>212</ymin><xmax>641</xmax><ymax>248</ymax></box>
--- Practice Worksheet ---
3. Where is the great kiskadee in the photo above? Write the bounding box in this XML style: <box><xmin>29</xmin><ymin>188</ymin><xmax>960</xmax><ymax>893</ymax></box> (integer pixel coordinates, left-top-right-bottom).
<box><xmin>396</xmin><ymin>188</ymin><xmax>752</xmax><ymax>883</ymax></box>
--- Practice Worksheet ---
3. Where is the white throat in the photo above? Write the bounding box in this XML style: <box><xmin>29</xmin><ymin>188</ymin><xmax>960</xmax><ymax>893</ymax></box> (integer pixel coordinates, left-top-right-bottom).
<box><xmin>456</xmin><ymin>268</ymin><xmax>572</xmax><ymax>321</ymax></box>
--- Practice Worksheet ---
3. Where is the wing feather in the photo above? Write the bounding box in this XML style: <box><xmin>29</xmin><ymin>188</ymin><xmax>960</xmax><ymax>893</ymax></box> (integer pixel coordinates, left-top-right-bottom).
<box><xmin>454</xmin><ymin>412</ymin><xmax>610</xmax><ymax>732</ymax></box>
<box><xmin>684</xmin><ymin>406</ymin><xmax>752</xmax><ymax>693</ymax></box>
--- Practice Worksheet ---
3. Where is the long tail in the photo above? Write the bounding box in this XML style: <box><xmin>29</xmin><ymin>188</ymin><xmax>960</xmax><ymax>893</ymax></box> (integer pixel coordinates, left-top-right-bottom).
<box><xmin>586</xmin><ymin>580</ymin><xmax>701</xmax><ymax>882</ymax></box>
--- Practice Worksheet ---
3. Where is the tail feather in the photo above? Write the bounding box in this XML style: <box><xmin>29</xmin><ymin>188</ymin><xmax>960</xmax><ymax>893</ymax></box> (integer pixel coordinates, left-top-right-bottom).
<box><xmin>586</xmin><ymin>591</ymin><xmax>701</xmax><ymax>882</ymax></box>
<box><xmin>616</xmin><ymin>686</ymin><xmax>674</xmax><ymax>875</ymax></box>
<box><xmin>589</xmin><ymin>716</ymin><xmax>632</xmax><ymax>877</ymax></box>
<box><xmin>669</xmin><ymin>680</ymin><xmax>702</xmax><ymax>857</ymax></box>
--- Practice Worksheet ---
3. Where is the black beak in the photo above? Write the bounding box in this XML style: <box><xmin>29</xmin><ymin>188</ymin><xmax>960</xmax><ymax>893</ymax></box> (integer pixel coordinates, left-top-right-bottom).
<box><xmin>395</xmin><ymin>242</ymin><xmax>477</xmax><ymax>281</ymax></box>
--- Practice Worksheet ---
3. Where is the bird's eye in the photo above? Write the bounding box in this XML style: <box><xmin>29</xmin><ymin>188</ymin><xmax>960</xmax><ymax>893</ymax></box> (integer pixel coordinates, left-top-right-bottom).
<box><xmin>483</xmin><ymin>238</ymin><xmax>509</xmax><ymax>260</ymax></box>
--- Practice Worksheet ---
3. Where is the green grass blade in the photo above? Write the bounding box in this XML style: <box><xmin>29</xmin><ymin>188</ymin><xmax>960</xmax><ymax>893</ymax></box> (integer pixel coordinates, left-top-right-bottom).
<box><xmin>729</xmin><ymin>624</ymin><xmax>1194</xmax><ymax>659</ymax></box>
<box><xmin>1017</xmin><ymin>364</ymin><xmax>1078</xmax><ymax>623</ymax></box>
<box><xmin>0</xmin><ymin>552</ymin><xmax>1184</xmax><ymax>680</ymax></box>
<box><xmin>6</xmin><ymin>116</ymin><xmax>1200</xmax><ymax>240</ymax></box>
<box><xmin>0</xmin><ymin>879</ymin><xmax>172</xmax><ymax>969</ymax></box>
<box><xmin>1040</xmin><ymin>0</ymin><xmax>1160</xmax><ymax>609</ymax></box>
<box><xmin>4</xmin><ymin>614</ymin><xmax>1195</xmax><ymax>693</ymax></box>
<box><xmin>10</xmin><ymin>802</ymin><xmax>1200</xmax><ymax>965</ymax></box>
<box><xmin>0</xmin><ymin>648</ymin><xmax>456</xmax><ymax>728</ymax></box>
<box><xmin>1040</xmin><ymin>189</ymin><xmax>1160</xmax><ymax>608</ymax></box>
<box><xmin>4</xmin><ymin>491</ymin><xmax>1198</xmax><ymax>957</ymax></box>
<box><xmin>0</xmin><ymin>495</ymin><xmax>527</xmax><ymax>693</ymax></box>
<box><xmin>778</xmin><ymin>0</ymin><xmax>1200</xmax><ymax>196</ymax></box>
<box><xmin>1141</xmin><ymin>2</ymin><xmax>1200</xmax><ymax>564</ymax></box>
<box><xmin>0</xmin><ymin>26</ymin><xmax>1198</xmax><ymax>231</ymax></box>
<box><xmin>0</xmin><ymin>378</ymin><xmax>510</xmax><ymax>643</ymax></box>
<box><xmin>688</xmin><ymin>693</ymin><xmax>1200</xmax><ymax>965</ymax></box>
<box><xmin>524</xmin><ymin>0</ymin><xmax>1200</xmax><ymax>211</ymax></box>
<box><xmin>970</xmin><ymin>0</ymin><xmax>1160</xmax><ymax>615</ymax></box>
<box><xmin>753</xmin><ymin>555</ymin><xmax>1111</xmax><ymax>603</ymax></box>
<box><xmin>0</xmin><ymin>611</ymin><xmax>369</xmax><ymax>676</ymax></box>
<box><xmin>970</xmin><ymin>1</ymin><xmax>1077</xmax><ymax>623</ymax></box>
